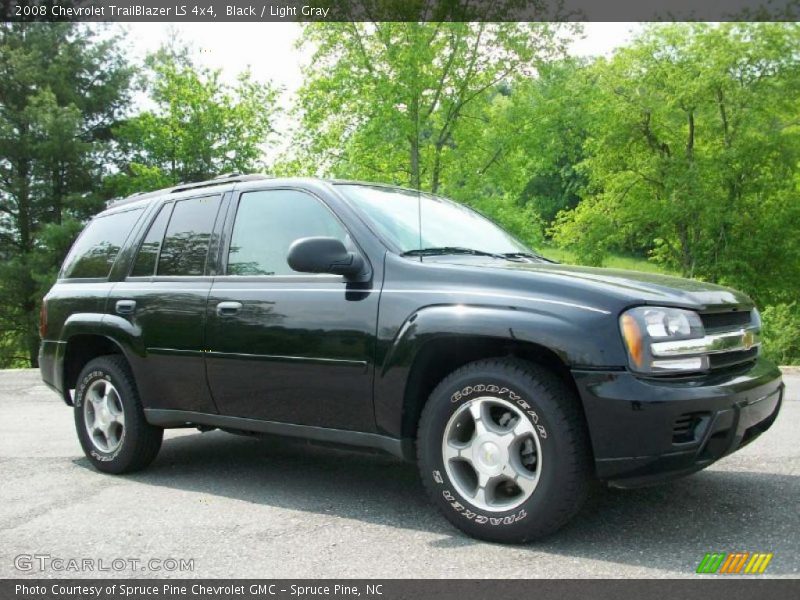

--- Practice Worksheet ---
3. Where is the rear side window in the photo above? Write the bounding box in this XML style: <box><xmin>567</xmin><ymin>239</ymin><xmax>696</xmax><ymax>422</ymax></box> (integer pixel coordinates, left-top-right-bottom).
<box><xmin>61</xmin><ymin>208</ymin><xmax>143</xmax><ymax>279</ymax></box>
<box><xmin>130</xmin><ymin>203</ymin><xmax>173</xmax><ymax>277</ymax></box>
<box><xmin>157</xmin><ymin>195</ymin><xmax>221</xmax><ymax>276</ymax></box>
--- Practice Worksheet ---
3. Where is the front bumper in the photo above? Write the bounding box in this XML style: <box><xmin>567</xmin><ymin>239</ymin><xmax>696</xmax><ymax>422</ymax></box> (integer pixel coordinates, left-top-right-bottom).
<box><xmin>572</xmin><ymin>357</ymin><xmax>783</xmax><ymax>486</ymax></box>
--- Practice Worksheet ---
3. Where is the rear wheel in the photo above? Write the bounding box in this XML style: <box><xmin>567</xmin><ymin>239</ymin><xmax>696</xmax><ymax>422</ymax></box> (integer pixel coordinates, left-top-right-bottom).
<box><xmin>74</xmin><ymin>355</ymin><xmax>163</xmax><ymax>474</ymax></box>
<box><xmin>417</xmin><ymin>357</ymin><xmax>591</xmax><ymax>543</ymax></box>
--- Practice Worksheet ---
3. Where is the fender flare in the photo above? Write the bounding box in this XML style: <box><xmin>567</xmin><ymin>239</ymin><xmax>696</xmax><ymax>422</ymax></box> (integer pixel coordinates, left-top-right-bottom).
<box><xmin>383</xmin><ymin>304</ymin><xmax>614</xmax><ymax>374</ymax></box>
<box><xmin>56</xmin><ymin>313</ymin><xmax>145</xmax><ymax>402</ymax></box>
<box><xmin>373</xmin><ymin>303</ymin><xmax>623</xmax><ymax>439</ymax></box>
<box><xmin>60</xmin><ymin>313</ymin><xmax>144</xmax><ymax>358</ymax></box>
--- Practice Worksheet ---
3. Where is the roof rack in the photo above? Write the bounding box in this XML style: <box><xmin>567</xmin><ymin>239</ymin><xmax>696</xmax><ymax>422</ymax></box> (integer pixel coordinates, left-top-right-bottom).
<box><xmin>169</xmin><ymin>173</ymin><xmax>270</xmax><ymax>193</ymax></box>
<box><xmin>106</xmin><ymin>173</ymin><xmax>271</xmax><ymax>208</ymax></box>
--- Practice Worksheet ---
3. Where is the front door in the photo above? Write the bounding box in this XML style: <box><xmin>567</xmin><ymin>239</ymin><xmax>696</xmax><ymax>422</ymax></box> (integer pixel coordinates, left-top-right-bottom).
<box><xmin>204</xmin><ymin>187</ymin><xmax>379</xmax><ymax>432</ymax></box>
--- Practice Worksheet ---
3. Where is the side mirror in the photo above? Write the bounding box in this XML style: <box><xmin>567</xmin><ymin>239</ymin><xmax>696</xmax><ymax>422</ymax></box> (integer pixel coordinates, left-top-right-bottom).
<box><xmin>287</xmin><ymin>237</ymin><xmax>368</xmax><ymax>280</ymax></box>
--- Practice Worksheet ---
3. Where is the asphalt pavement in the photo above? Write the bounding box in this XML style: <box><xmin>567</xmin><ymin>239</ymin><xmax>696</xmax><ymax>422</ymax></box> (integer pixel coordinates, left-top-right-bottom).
<box><xmin>1</xmin><ymin>368</ymin><xmax>797</xmax><ymax>579</ymax></box>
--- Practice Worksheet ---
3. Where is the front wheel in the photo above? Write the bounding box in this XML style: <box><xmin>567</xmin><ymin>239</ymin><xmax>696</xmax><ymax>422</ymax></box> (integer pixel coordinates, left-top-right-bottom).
<box><xmin>74</xmin><ymin>355</ymin><xmax>163</xmax><ymax>474</ymax></box>
<box><xmin>417</xmin><ymin>358</ymin><xmax>591</xmax><ymax>543</ymax></box>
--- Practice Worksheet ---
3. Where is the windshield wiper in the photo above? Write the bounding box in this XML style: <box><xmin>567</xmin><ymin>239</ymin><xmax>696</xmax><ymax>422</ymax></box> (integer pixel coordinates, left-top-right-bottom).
<box><xmin>501</xmin><ymin>252</ymin><xmax>555</xmax><ymax>263</ymax></box>
<box><xmin>401</xmin><ymin>246</ymin><xmax>509</xmax><ymax>260</ymax></box>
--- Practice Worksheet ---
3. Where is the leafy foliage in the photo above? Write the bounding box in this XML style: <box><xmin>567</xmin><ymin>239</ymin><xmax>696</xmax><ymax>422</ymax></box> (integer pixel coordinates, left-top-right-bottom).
<box><xmin>106</xmin><ymin>41</ymin><xmax>280</xmax><ymax>196</ymax></box>
<box><xmin>761</xmin><ymin>304</ymin><xmax>800</xmax><ymax>365</ymax></box>
<box><xmin>291</xmin><ymin>22</ymin><xmax>576</xmax><ymax>193</ymax></box>
<box><xmin>0</xmin><ymin>23</ymin><xmax>133</xmax><ymax>366</ymax></box>
<box><xmin>550</xmin><ymin>24</ymin><xmax>800</xmax><ymax>308</ymax></box>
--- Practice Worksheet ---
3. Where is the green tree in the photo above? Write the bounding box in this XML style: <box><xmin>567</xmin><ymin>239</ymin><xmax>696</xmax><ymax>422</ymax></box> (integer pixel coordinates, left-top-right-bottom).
<box><xmin>0</xmin><ymin>23</ymin><xmax>133</xmax><ymax>366</ymax></box>
<box><xmin>760</xmin><ymin>303</ymin><xmax>800</xmax><ymax>365</ymax></box>
<box><xmin>107</xmin><ymin>42</ymin><xmax>280</xmax><ymax>196</ymax></box>
<box><xmin>551</xmin><ymin>23</ymin><xmax>800</xmax><ymax>306</ymax></box>
<box><xmin>456</xmin><ymin>58</ymin><xmax>594</xmax><ymax>228</ymax></box>
<box><xmin>291</xmin><ymin>21</ymin><xmax>576</xmax><ymax>194</ymax></box>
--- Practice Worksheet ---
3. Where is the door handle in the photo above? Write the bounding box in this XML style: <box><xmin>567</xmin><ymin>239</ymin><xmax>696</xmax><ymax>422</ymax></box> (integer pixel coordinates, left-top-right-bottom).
<box><xmin>216</xmin><ymin>301</ymin><xmax>243</xmax><ymax>316</ymax></box>
<box><xmin>115</xmin><ymin>300</ymin><xmax>136</xmax><ymax>315</ymax></box>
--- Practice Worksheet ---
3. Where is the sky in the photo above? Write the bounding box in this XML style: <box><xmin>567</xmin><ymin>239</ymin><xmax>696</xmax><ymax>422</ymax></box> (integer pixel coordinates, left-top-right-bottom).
<box><xmin>119</xmin><ymin>22</ymin><xmax>641</xmax><ymax>158</ymax></box>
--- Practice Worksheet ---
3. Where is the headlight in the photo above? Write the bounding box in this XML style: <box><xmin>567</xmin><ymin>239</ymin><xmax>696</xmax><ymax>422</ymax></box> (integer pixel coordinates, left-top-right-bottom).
<box><xmin>620</xmin><ymin>306</ymin><xmax>707</xmax><ymax>374</ymax></box>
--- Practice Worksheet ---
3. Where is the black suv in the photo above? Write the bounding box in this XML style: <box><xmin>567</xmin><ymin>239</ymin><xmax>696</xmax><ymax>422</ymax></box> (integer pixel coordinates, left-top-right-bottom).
<box><xmin>39</xmin><ymin>174</ymin><xmax>783</xmax><ymax>542</ymax></box>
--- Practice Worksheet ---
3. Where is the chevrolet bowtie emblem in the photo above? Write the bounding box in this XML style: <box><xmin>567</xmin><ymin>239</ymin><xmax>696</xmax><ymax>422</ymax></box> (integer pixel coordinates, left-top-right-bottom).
<box><xmin>742</xmin><ymin>330</ymin><xmax>755</xmax><ymax>351</ymax></box>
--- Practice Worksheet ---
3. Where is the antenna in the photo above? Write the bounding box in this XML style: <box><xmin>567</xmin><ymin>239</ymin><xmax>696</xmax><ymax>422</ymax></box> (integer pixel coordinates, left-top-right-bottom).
<box><xmin>417</xmin><ymin>188</ymin><xmax>423</xmax><ymax>261</ymax></box>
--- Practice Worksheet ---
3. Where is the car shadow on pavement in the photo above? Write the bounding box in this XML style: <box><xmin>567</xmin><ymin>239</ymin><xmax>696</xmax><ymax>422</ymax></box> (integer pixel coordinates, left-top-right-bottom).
<box><xmin>78</xmin><ymin>430</ymin><xmax>444</xmax><ymax>532</ymax></box>
<box><xmin>74</xmin><ymin>429</ymin><xmax>799</xmax><ymax>575</ymax></box>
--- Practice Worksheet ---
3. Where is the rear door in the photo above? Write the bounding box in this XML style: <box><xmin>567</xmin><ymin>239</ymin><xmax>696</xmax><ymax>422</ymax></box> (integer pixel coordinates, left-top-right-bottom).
<box><xmin>203</xmin><ymin>186</ymin><xmax>379</xmax><ymax>432</ymax></box>
<box><xmin>107</xmin><ymin>193</ymin><xmax>227</xmax><ymax>413</ymax></box>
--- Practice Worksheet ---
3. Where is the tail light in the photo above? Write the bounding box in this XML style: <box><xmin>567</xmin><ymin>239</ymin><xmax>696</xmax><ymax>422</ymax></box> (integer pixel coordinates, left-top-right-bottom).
<box><xmin>39</xmin><ymin>300</ymin><xmax>47</xmax><ymax>338</ymax></box>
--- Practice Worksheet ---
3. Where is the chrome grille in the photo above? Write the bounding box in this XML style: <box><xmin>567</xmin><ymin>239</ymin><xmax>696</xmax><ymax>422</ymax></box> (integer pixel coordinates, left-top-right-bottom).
<box><xmin>649</xmin><ymin>308</ymin><xmax>760</xmax><ymax>372</ymax></box>
<box><xmin>700</xmin><ymin>309</ymin><xmax>758</xmax><ymax>371</ymax></box>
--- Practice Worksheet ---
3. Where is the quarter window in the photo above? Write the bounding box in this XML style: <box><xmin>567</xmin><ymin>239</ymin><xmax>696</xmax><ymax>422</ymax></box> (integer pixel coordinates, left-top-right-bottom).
<box><xmin>157</xmin><ymin>195</ymin><xmax>221</xmax><ymax>276</ymax></box>
<box><xmin>227</xmin><ymin>190</ymin><xmax>349</xmax><ymax>276</ymax></box>
<box><xmin>61</xmin><ymin>208</ymin><xmax>143</xmax><ymax>279</ymax></box>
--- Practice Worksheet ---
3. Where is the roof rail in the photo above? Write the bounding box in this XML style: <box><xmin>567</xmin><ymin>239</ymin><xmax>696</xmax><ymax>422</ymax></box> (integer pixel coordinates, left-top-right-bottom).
<box><xmin>106</xmin><ymin>173</ymin><xmax>271</xmax><ymax>208</ymax></box>
<box><xmin>106</xmin><ymin>193</ymin><xmax>147</xmax><ymax>209</ymax></box>
<box><xmin>169</xmin><ymin>173</ymin><xmax>270</xmax><ymax>193</ymax></box>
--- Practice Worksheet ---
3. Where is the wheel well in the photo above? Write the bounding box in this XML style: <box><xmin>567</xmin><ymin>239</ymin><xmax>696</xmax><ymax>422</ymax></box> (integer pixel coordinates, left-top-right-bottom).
<box><xmin>63</xmin><ymin>335</ymin><xmax>124</xmax><ymax>400</ymax></box>
<box><xmin>401</xmin><ymin>336</ymin><xmax>581</xmax><ymax>440</ymax></box>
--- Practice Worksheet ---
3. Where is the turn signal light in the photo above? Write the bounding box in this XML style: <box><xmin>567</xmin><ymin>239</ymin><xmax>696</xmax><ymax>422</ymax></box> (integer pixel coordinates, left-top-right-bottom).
<box><xmin>620</xmin><ymin>313</ymin><xmax>643</xmax><ymax>367</ymax></box>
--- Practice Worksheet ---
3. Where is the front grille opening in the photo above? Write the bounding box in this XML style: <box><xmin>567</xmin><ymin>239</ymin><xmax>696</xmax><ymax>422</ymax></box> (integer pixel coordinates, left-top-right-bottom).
<box><xmin>709</xmin><ymin>347</ymin><xmax>759</xmax><ymax>370</ymax></box>
<box><xmin>700</xmin><ymin>310</ymin><xmax>752</xmax><ymax>331</ymax></box>
<box><xmin>672</xmin><ymin>412</ymin><xmax>711</xmax><ymax>444</ymax></box>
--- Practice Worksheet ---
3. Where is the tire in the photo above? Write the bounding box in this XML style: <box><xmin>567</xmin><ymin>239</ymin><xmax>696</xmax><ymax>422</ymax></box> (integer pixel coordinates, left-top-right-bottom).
<box><xmin>417</xmin><ymin>357</ymin><xmax>592</xmax><ymax>543</ymax></box>
<box><xmin>73</xmin><ymin>355</ymin><xmax>163</xmax><ymax>474</ymax></box>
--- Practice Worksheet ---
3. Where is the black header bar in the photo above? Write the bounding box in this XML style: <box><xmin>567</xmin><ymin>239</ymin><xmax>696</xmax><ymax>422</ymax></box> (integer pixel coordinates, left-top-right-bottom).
<box><xmin>3</xmin><ymin>0</ymin><xmax>800</xmax><ymax>22</ymax></box>
<box><xmin>5</xmin><ymin>579</ymin><xmax>800</xmax><ymax>600</ymax></box>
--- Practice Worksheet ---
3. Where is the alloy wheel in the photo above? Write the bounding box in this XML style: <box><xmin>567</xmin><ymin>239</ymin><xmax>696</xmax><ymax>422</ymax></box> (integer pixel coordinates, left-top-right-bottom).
<box><xmin>83</xmin><ymin>378</ymin><xmax>125</xmax><ymax>453</ymax></box>
<box><xmin>442</xmin><ymin>396</ymin><xmax>542</xmax><ymax>512</ymax></box>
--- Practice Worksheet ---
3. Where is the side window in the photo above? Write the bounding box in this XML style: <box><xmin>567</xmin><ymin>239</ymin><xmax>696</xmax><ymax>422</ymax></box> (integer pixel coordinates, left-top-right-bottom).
<box><xmin>157</xmin><ymin>195</ymin><xmax>221</xmax><ymax>276</ymax></box>
<box><xmin>61</xmin><ymin>208</ymin><xmax>143</xmax><ymax>279</ymax></box>
<box><xmin>130</xmin><ymin>203</ymin><xmax>173</xmax><ymax>277</ymax></box>
<box><xmin>227</xmin><ymin>190</ymin><xmax>349</xmax><ymax>276</ymax></box>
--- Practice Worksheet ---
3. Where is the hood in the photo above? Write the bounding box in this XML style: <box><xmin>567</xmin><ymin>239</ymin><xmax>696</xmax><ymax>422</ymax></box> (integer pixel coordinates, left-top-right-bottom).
<box><xmin>502</xmin><ymin>262</ymin><xmax>753</xmax><ymax>309</ymax></box>
<box><xmin>423</xmin><ymin>256</ymin><xmax>753</xmax><ymax>311</ymax></box>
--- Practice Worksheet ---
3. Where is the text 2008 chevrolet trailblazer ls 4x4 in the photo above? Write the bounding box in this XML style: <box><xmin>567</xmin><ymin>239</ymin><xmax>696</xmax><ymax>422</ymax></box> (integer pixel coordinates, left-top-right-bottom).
<box><xmin>39</xmin><ymin>175</ymin><xmax>783</xmax><ymax>542</ymax></box>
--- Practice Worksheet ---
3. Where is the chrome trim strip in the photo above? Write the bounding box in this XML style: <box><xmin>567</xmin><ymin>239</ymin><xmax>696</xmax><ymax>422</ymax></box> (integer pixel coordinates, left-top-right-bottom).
<box><xmin>651</xmin><ymin>327</ymin><xmax>761</xmax><ymax>357</ymax></box>
<box><xmin>205</xmin><ymin>350</ymin><xmax>367</xmax><ymax>367</ymax></box>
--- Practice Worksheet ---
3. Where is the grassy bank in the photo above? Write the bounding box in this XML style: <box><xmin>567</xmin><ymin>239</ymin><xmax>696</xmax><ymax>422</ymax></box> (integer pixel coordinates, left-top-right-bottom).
<box><xmin>537</xmin><ymin>246</ymin><xmax>673</xmax><ymax>275</ymax></box>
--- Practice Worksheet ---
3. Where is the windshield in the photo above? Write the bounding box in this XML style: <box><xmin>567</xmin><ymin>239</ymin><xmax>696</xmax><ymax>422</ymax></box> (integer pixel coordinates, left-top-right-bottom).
<box><xmin>336</xmin><ymin>184</ymin><xmax>531</xmax><ymax>255</ymax></box>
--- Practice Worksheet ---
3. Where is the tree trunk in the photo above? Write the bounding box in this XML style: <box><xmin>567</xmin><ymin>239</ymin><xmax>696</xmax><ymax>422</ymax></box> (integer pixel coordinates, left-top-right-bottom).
<box><xmin>17</xmin><ymin>158</ymin><xmax>39</xmax><ymax>367</ymax></box>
